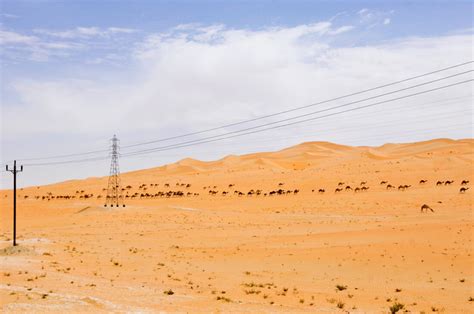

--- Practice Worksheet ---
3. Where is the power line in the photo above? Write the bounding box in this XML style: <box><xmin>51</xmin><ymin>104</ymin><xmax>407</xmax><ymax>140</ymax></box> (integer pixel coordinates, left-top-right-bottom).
<box><xmin>24</xmin><ymin>78</ymin><xmax>473</xmax><ymax>165</ymax></box>
<box><xmin>10</xmin><ymin>61</ymin><xmax>472</xmax><ymax>163</ymax></box>
<box><xmin>121</xmin><ymin>60</ymin><xmax>473</xmax><ymax>149</ymax></box>
<box><xmin>124</xmin><ymin>111</ymin><xmax>471</xmax><ymax>162</ymax></box>
<box><xmin>120</xmin><ymin>78</ymin><xmax>473</xmax><ymax>157</ymax></box>
<box><xmin>16</xmin><ymin>148</ymin><xmax>109</xmax><ymax>162</ymax></box>
<box><xmin>21</xmin><ymin>90</ymin><xmax>471</xmax><ymax>168</ymax></box>
<box><xmin>26</xmin><ymin>78</ymin><xmax>470</xmax><ymax>166</ymax></box>
<box><xmin>23</xmin><ymin>156</ymin><xmax>109</xmax><ymax>167</ymax></box>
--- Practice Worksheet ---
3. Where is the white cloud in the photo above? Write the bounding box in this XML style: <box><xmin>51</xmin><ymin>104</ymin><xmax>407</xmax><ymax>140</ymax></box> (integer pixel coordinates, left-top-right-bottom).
<box><xmin>0</xmin><ymin>29</ymin><xmax>38</xmax><ymax>44</ymax></box>
<box><xmin>1</xmin><ymin>26</ymin><xmax>135</xmax><ymax>62</ymax></box>
<box><xmin>1</xmin><ymin>13</ymin><xmax>19</xmax><ymax>19</ymax></box>
<box><xmin>328</xmin><ymin>25</ymin><xmax>354</xmax><ymax>35</ymax></box>
<box><xmin>358</xmin><ymin>8</ymin><xmax>394</xmax><ymax>27</ymax></box>
<box><xmin>2</xmin><ymin>23</ymin><xmax>472</xmax><ymax>187</ymax></box>
<box><xmin>0</xmin><ymin>28</ymin><xmax>84</xmax><ymax>61</ymax></box>
<box><xmin>4</xmin><ymin>24</ymin><xmax>471</xmax><ymax>138</ymax></box>
<box><xmin>33</xmin><ymin>26</ymin><xmax>137</xmax><ymax>39</ymax></box>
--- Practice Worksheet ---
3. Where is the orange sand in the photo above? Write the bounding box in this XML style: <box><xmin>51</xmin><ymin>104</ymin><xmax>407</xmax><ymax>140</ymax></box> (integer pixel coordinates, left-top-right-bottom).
<box><xmin>0</xmin><ymin>138</ymin><xmax>472</xmax><ymax>312</ymax></box>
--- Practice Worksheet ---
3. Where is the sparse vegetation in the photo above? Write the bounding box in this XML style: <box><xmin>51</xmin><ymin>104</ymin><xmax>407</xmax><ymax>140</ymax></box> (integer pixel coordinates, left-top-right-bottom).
<box><xmin>244</xmin><ymin>289</ymin><xmax>261</xmax><ymax>295</ymax></box>
<box><xmin>216</xmin><ymin>296</ymin><xmax>231</xmax><ymax>302</ymax></box>
<box><xmin>390</xmin><ymin>302</ymin><xmax>404</xmax><ymax>313</ymax></box>
<box><xmin>163</xmin><ymin>289</ymin><xmax>174</xmax><ymax>295</ymax></box>
<box><xmin>336</xmin><ymin>284</ymin><xmax>347</xmax><ymax>291</ymax></box>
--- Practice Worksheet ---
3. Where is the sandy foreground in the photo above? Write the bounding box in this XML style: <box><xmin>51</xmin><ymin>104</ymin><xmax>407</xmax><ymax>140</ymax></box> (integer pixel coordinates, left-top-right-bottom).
<box><xmin>0</xmin><ymin>138</ymin><xmax>472</xmax><ymax>313</ymax></box>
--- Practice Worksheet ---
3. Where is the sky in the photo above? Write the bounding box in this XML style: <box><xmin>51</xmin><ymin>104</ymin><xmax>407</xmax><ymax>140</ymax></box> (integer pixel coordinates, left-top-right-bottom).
<box><xmin>0</xmin><ymin>0</ymin><xmax>473</xmax><ymax>187</ymax></box>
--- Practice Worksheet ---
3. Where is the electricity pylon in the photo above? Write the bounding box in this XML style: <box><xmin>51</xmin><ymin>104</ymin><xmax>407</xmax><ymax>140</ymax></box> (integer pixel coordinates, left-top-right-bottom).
<box><xmin>104</xmin><ymin>135</ymin><xmax>125</xmax><ymax>207</ymax></box>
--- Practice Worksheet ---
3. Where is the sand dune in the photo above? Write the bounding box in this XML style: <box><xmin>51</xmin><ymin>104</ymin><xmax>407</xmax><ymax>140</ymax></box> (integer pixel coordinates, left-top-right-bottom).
<box><xmin>0</xmin><ymin>138</ymin><xmax>472</xmax><ymax>312</ymax></box>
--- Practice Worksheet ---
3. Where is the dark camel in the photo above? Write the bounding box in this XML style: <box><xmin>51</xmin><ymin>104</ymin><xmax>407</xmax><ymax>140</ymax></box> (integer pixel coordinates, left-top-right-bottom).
<box><xmin>421</xmin><ymin>204</ymin><xmax>434</xmax><ymax>213</ymax></box>
<box><xmin>460</xmin><ymin>187</ymin><xmax>469</xmax><ymax>193</ymax></box>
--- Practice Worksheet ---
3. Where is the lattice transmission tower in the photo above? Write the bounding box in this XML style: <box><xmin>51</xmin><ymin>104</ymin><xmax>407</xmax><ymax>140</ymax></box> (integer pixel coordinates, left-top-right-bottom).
<box><xmin>104</xmin><ymin>135</ymin><xmax>125</xmax><ymax>207</ymax></box>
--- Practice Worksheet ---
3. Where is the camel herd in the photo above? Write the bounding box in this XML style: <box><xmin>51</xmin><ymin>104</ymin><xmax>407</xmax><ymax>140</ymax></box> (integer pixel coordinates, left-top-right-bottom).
<box><xmin>7</xmin><ymin>178</ymin><xmax>471</xmax><ymax>203</ymax></box>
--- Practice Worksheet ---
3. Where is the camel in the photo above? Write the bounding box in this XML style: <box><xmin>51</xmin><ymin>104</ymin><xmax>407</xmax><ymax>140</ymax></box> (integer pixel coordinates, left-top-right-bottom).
<box><xmin>380</xmin><ymin>181</ymin><xmax>388</xmax><ymax>185</ymax></box>
<box><xmin>461</xmin><ymin>180</ymin><xmax>469</xmax><ymax>185</ymax></box>
<box><xmin>360</xmin><ymin>181</ymin><xmax>367</xmax><ymax>186</ymax></box>
<box><xmin>386</xmin><ymin>184</ymin><xmax>394</xmax><ymax>190</ymax></box>
<box><xmin>398</xmin><ymin>185</ymin><xmax>406</xmax><ymax>191</ymax></box>
<box><xmin>345</xmin><ymin>186</ymin><xmax>352</xmax><ymax>191</ymax></box>
<box><xmin>361</xmin><ymin>186</ymin><xmax>369</xmax><ymax>191</ymax></box>
<box><xmin>318</xmin><ymin>189</ymin><xmax>325</xmax><ymax>193</ymax></box>
<box><xmin>419</xmin><ymin>179</ymin><xmax>427</xmax><ymax>184</ymax></box>
<box><xmin>335</xmin><ymin>188</ymin><xmax>343</xmax><ymax>193</ymax></box>
<box><xmin>338</xmin><ymin>182</ymin><xmax>345</xmax><ymax>186</ymax></box>
<box><xmin>460</xmin><ymin>187</ymin><xmax>469</xmax><ymax>193</ymax></box>
<box><xmin>436</xmin><ymin>181</ymin><xmax>444</xmax><ymax>186</ymax></box>
<box><xmin>445</xmin><ymin>180</ymin><xmax>454</xmax><ymax>185</ymax></box>
<box><xmin>421</xmin><ymin>204</ymin><xmax>434</xmax><ymax>213</ymax></box>
<box><xmin>354</xmin><ymin>187</ymin><xmax>361</xmax><ymax>193</ymax></box>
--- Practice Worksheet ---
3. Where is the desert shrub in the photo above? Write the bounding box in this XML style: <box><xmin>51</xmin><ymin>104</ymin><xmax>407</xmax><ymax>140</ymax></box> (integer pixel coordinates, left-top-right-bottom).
<box><xmin>336</xmin><ymin>284</ymin><xmax>347</xmax><ymax>291</ymax></box>
<box><xmin>390</xmin><ymin>302</ymin><xmax>404</xmax><ymax>313</ymax></box>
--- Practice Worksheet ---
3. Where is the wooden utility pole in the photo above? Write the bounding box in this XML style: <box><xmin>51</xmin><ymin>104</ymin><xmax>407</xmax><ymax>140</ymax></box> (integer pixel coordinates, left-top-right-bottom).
<box><xmin>6</xmin><ymin>160</ymin><xmax>23</xmax><ymax>246</ymax></box>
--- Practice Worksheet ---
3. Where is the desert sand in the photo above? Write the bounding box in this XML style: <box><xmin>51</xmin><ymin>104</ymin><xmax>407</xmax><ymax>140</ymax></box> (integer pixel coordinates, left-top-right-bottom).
<box><xmin>0</xmin><ymin>138</ymin><xmax>472</xmax><ymax>313</ymax></box>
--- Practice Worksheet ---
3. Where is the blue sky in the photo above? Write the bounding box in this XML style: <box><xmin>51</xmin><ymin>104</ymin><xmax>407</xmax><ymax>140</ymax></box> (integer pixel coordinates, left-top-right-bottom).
<box><xmin>0</xmin><ymin>1</ymin><xmax>473</xmax><ymax>187</ymax></box>
<box><xmin>2</xmin><ymin>1</ymin><xmax>472</xmax><ymax>34</ymax></box>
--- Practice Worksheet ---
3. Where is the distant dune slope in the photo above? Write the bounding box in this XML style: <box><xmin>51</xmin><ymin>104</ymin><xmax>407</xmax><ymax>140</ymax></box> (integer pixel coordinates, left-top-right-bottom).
<box><xmin>1</xmin><ymin>138</ymin><xmax>472</xmax><ymax>192</ymax></box>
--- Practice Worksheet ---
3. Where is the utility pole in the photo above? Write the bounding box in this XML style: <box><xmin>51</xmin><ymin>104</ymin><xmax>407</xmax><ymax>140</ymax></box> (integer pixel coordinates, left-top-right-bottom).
<box><xmin>6</xmin><ymin>160</ymin><xmax>23</xmax><ymax>246</ymax></box>
<box><xmin>104</xmin><ymin>135</ymin><xmax>125</xmax><ymax>207</ymax></box>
